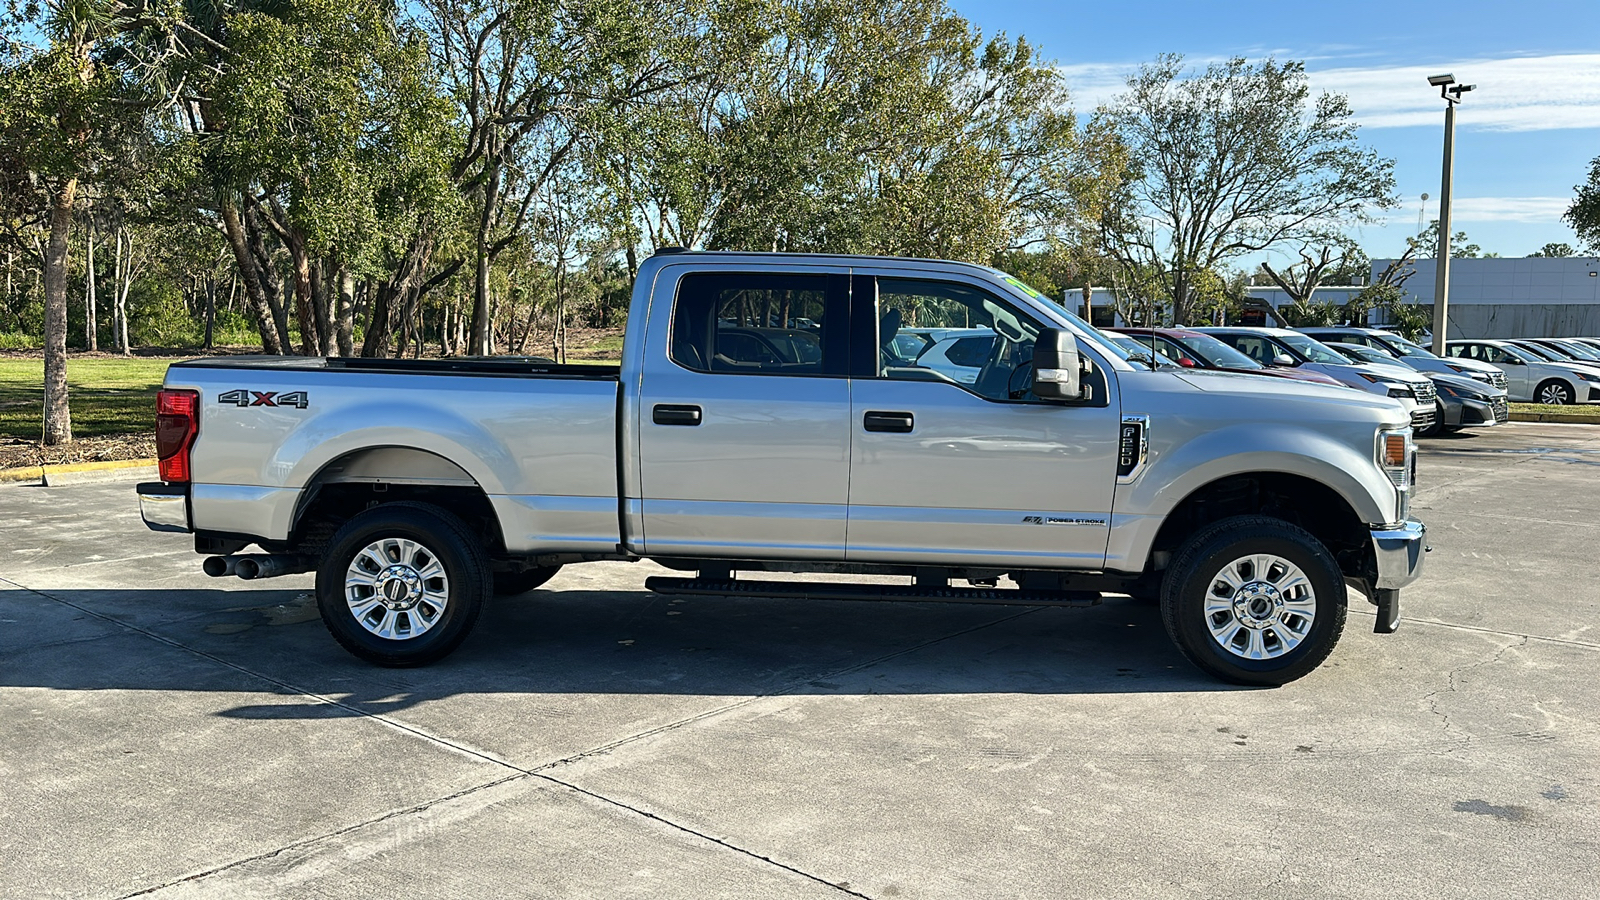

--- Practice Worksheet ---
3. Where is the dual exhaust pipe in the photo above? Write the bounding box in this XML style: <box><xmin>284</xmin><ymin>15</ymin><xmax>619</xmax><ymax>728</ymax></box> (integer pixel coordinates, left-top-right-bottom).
<box><xmin>203</xmin><ymin>554</ymin><xmax>314</xmax><ymax>581</ymax></box>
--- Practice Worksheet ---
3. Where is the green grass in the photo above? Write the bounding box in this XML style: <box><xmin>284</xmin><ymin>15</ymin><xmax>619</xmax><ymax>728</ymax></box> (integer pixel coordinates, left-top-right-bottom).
<box><xmin>0</xmin><ymin>357</ymin><xmax>177</xmax><ymax>440</ymax></box>
<box><xmin>1509</xmin><ymin>402</ymin><xmax>1600</xmax><ymax>419</ymax></box>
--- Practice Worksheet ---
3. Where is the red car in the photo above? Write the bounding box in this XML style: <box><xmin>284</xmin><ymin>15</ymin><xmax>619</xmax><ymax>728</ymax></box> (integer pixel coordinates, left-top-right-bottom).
<box><xmin>1107</xmin><ymin>327</ymin><xmax>1346</xmax><ymax>388</ymax></box>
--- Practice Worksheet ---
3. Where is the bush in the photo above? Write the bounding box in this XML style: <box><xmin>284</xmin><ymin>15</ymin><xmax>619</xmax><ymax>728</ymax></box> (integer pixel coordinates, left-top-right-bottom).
<box><xmin>129</xmin><ymin>281</ymin><xmax>202</xmax><ymax>347</ymax></box>
<box><xmin>0</xmin><ymin>332</ymin><xmax>36</xmax><ymax>349</ymax></box>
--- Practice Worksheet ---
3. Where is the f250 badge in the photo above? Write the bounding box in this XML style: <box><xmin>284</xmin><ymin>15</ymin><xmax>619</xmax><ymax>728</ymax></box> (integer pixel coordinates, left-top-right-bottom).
<box><xmin>217</xmin><ymin>389</ymin><xmax>309</xmax><ymax>409</ymax></box>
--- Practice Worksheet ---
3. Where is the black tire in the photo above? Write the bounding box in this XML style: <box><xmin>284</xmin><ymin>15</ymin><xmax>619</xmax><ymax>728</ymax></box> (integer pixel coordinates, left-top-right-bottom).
<box><xmin>316</xmin><ymin>502</ymin><xmax>491</xmax><ymax>667</ymax></box>
<box><xmin>1535</xmin><ymin>379</ymin><xmax>1575</xmax><ymax>405</ymax></box>
<box><xmin>1159</xmin><ymin>515</ymin><xmax>1347</xmax><ymax>686</ymax></box>
<box><xmin>493</xmin><ymin>564</ymin><xmax>562</xmax><ymax>596</ymax></box>
<box><xmin>1417</xmin><ymin>401</ymin><xmax>1445</xmax><ymax>437</ymax></box>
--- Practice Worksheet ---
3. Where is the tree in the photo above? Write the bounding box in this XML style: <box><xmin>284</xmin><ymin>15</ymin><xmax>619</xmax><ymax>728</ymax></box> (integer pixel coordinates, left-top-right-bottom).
<box><xmin>1528</xmin><ymin>242</ymin><xmax>1575</xmax><ymax>258</ymax></box>
<box><xmin>1415</xmin><ymin>220</ymin><xmax>1485</xmax><ymax>259</ymax></box>
<box><xmin>1567</xmin><ymin>156</ymin><xmax>1600</xmax><ymax>253</ymax></box>
<box><xmin>0</xmin><ymin>1</ymin><xmax>143</xmax><ymax>443</ymax></box>
<box><xmin>1258</xmin><ymin>235</ymin><xmax>1364</xmax><ymax>307</ymax></box>
<box><xmin>1097</xmin><ymin>55</ymin><xmax>1398</xmax><ymax>325</ymax></box>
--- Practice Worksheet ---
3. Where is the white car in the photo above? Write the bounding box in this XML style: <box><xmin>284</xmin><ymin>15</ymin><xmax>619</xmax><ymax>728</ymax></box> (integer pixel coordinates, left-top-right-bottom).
<box><xmin>1296</xmin><ymin>327</ymin><xmax>1507</xmax><ymax>389</ymax></box>
<box><xmin>907</xmin><ymin>328</ymin><xmax>997</xmax><ymax>384</ymax></box>
<box><xmin>1198</xmin><ymin>327</ymin><xmax>1437</xmax><ymax>431</ymax></box>
<box><xmin>1445</xmin><ymin>340</ymin><xmax>1600</xmax><ymax>405</ymax></box>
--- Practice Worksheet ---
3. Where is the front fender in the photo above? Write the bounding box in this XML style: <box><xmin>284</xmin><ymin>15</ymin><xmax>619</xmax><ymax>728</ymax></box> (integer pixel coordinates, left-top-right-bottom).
<box><xmin>1105</xmin><ymin>422</ymin><xmax>1396</xmax><ymax>573</ymax></box>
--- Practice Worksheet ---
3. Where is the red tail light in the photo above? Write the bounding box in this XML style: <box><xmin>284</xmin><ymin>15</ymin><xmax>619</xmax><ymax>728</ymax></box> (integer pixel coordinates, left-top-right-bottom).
<box><xmin>156</xmin><ymin>389</ymin><xmax>199</xmax><ymax>483</ymax></box>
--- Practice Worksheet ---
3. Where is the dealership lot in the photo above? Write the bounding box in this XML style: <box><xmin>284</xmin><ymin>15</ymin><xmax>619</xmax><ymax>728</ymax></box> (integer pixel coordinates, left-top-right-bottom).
<box><xmin>3</xmin><ymin>423</ymin><xmax>1598</xmax><ymax>899</ymax></box>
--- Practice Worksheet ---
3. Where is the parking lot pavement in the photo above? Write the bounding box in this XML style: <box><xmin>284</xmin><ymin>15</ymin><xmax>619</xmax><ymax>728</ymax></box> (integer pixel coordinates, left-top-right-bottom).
<box><xmin>2</xmin><ymin>422</ymin><xmax>1598</xmax><ymax>899</ymax></box>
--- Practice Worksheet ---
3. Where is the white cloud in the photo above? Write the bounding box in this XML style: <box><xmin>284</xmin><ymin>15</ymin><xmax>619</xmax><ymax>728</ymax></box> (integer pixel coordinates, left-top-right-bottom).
<box><xmin>1309</xmin><ymin>54</ymin><xmax>1600</xmax><ymax>131</ymax></box>
<box><xmin>1439</xmin><ymin>197</ymin><xmax>1573</xmax><ymax>223</ymax></box>
<box><xmin>1056</xmin><ymin>53</ymin><xmax>1600</xmax><ymax>132</ymax></box>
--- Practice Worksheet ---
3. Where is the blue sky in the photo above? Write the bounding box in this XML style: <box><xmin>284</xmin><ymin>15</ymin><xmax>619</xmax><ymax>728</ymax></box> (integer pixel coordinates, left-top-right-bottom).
<box><xmin>948</xmin><ymin>0</ymin><xmax>1600</xmax><ymax>264</ymax></box>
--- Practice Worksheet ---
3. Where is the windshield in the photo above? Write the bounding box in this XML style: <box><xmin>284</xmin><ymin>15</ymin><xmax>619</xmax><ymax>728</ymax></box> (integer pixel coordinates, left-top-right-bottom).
<box><xmin>1514</xmin><ymin>342</ymin><xmax>1560</xmax><ymax>361</ymax></box>
<box><xmin>1380</xmin><ymin>336</ymin><xmax>1440</xmax><ymax>359</ymax></box>
<box><xmin>1108</xmin><ymin>335</ymin><xmax>1177</xmax><ymax>368</ymax></box>
<box><xmin>1278</xmin><ymin>333</ymin><xmax>1350</xmax><ymax>364</ymax></box>
<box><xmin>1006</xmin><ymin>275</ymin><xmax>1131</xmax><ymax>362</ymax></box>
<box><xmin>1175</xmin><ymin>333</ymin><xmax>1263</xmax><ymax>369</ymax></box>
<box><xmin>1553</xmin><ymin>340</ymin><xmax>1600</xmax><ymax>361</ymax></box>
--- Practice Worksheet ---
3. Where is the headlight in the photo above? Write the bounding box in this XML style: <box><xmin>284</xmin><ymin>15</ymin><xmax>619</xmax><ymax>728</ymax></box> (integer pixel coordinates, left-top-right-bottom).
<box><xmin>1436</xmin><ymin>383</ymin><xmax>1488</xmax><ymax>402</ymax></box>
<box><xmin>1577</xmin><ymin>371</ymin><xmax>1600</xmax><ymax>383</ymax></box>
<box><xmin>1377</xmin><ymin>427</ymin><xmax>1415</xmax><ymax>520</ymax></box>
<box><xmin>1446</xmin><ymin>364</ymin><xmax>1492</xmax><ymax>383</ymax></box>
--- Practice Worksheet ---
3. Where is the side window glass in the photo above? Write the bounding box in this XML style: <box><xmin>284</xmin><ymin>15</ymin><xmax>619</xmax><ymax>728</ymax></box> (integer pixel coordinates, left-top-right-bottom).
<box><xmin>1154</xmin><ymin>337</ymin><xmax>1197</xmax><ymax>365</ymax></box>
<box><xmin>671</xmin><ymin>274</ymin><xmax>830</xmax><ymax>375</ymax></box>
<box><xmin>877</xmin><ymin>278</ymin><xmax>1042</xmax><ymax>401</ymax></box>
<box><xmin>1230</xmin><ymin>336</ymin><xmax>1270</xmax><ymax>363</ymax></box>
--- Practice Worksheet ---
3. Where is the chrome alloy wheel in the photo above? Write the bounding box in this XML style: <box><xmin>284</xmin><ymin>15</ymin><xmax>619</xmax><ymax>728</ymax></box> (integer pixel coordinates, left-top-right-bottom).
<box><xmin>1203</xmin><ymin>554</ymin><xmax>1316</xmax><ymax>660</ymax></box>
<box><xmin>345</xmin><ymin>538</ymin><xmax>450</xmax><ymax>640</ymax></box>
<box><xmin>1537</xmin><ymin>382</ymin><xmax>1572</xmax><ymax>405</ymax></box>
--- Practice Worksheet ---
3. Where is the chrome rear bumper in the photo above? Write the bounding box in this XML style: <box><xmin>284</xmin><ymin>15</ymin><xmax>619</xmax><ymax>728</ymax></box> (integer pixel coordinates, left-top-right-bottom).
<box><xmin>137</xmin><ymin>482</ymin><xmax>191</xmax><ymax>533</ymax></box>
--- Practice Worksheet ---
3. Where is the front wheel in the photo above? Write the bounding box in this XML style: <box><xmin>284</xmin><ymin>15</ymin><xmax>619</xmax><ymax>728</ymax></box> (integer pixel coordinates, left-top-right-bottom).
<box><xmin>1160</xmin><ymin>515</ymin><xmax>1347</xmax><ymax>686</ymax></box>
<box><xmin>316</xmin><ymin>502</ymin><xmax>491</xmax><ymax>667</ymax></box>
<box><xmin>1535</xmin><ymin>379</ymin><xmax>1575</xmax><ymax>405</ymax></box>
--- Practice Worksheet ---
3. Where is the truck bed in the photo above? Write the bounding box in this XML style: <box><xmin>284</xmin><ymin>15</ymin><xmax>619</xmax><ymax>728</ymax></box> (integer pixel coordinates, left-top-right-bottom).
<box><xmin>172</xmin><ymin>355</ymin><xmax>620</xmax><ymax>380</ymax></box>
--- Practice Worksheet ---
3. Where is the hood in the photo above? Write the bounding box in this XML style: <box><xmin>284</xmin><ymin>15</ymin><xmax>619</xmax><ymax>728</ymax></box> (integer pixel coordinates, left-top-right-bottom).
<box><xmin>1429</xmin><ymin>371</ymin><xmax>1505</xmax><ymax>397</ymax></box>
<box><xmin>1325</xmin><ymin>360</ymin><xmax>1431</xmax><ymax>387</ymax></box>
<box><xmin>1171</xmin><ymin>368</ymin><xmax>1407</xmax><ymax>418</ymax></box>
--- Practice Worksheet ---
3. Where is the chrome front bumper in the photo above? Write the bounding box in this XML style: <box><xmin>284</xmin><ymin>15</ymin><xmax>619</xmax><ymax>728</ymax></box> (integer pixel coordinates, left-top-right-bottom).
<box><xmin>1372</xmin><ymin>518</ymin><xmax>1427</xmax><ymax>590</ymax></box>
<box><xmin>137</xmin><ymin>482</ymin><xmax>192</xmax><ymax>533</ymax></box>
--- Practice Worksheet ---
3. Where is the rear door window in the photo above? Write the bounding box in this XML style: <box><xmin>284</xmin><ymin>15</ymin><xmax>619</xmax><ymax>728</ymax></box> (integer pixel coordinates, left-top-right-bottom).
<box><xmin>670</xmin><ymin>273</ymin><xmax>845</xmax><ymax>376</ymax></box>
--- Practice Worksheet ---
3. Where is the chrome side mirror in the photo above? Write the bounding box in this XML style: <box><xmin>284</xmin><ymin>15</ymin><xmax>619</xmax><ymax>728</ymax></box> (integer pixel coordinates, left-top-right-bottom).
<box><xmin>1033</xmin><ymin>329</ymin><xmax>1087</xmax><ymax>402</ymax></box>
<box><xmin>1271</xmin><ymin>354</ymin><xmax>1296</xmax><ymax>367</ymax></box>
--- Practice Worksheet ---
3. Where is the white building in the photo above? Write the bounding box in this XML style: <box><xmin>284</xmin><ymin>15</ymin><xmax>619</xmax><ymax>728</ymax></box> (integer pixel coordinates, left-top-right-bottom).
<box><xmin>1367</xmin><ymin>256</ymin><xmax>1600</xmax><ymax>338</ymax></box>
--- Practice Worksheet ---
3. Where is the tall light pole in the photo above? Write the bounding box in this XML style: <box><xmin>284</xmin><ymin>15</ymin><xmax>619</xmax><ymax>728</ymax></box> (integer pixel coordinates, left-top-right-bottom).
<box><xmin>1427</xmin><ymin>74</ymin><xmax>1474</xmax><ymax>355</ymax></box>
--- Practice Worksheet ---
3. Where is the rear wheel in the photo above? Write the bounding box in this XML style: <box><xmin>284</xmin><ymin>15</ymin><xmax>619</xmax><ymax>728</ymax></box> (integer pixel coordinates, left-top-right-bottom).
<box><xmin>1535</xmin><ymin>379</ymin><xmax>1575</xmax><ymax>405</ymax></box>
<box><xmin>1160</xmin><ymin>515</ymin><xmax>1347</xmax><ymax>686</ymax></box>
<box><xmin>316</xmin><ymin>502</ymin><xmax>490</xmax><ymax>667</ymax></box>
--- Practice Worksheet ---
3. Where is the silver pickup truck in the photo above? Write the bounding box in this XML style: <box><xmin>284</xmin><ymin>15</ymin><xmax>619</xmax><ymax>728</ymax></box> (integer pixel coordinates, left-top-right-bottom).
<box><xmin>138</xmin><ymin>251</ymin><xmax>1426</xmax><ymax>685</ymax></box>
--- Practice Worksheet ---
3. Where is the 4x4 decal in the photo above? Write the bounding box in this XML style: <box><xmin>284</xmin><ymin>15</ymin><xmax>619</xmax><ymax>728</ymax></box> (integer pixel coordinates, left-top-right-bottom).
<box><xmin>217</xmin><ymin>389</ymin><xmax>309</xmax><ymax>409</ymax></box>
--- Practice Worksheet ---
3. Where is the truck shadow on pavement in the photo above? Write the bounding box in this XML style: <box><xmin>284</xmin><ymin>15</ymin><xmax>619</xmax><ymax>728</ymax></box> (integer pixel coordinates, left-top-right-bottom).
<box><xmin>3</xmin><ymin>585</ymin><xmax>1249</xmax><ymax>719</ymax></box>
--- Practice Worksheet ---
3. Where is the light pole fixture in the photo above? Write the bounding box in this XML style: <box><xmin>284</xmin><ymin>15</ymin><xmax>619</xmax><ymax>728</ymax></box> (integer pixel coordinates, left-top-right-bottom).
<box><xmin>1427</xmin><ymin>73</ymin><xmax>1475</xmax><ymax>355</ymax></box>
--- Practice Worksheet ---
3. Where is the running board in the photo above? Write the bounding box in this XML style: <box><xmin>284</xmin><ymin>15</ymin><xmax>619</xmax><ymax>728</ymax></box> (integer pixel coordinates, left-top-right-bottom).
<box><xmin>644</xmin><ymin>576</ymin><xmax>1101</xmax><ymax>608</ymax></box>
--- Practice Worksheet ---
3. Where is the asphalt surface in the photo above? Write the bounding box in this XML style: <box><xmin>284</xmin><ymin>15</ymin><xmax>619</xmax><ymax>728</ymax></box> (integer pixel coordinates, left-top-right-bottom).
<box><xmin>3</xmin><ymin>423</ymin><xmax>1598</xmax><ymax>899</ymax></box>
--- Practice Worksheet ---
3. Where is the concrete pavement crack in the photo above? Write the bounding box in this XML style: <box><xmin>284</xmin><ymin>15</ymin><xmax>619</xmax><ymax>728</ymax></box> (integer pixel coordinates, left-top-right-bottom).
<box><xmin>1348</xmin><ymin>607</ymin><xmax>1600</xmax><ymax>651</ymax></box>
<box><xmin>1417</xmin><ymin>635</ymin><xmax>1528</xmax><ymax>742</ymax></box>
<box><xmin>5</xmin><ymin>573</ymin><xmax>1040</xmax><ymax>899</ymax></box>
<box><xmin>115</xmin><ymin>774</ymin><xmax>530</xmax><ymax>899</ymax></box>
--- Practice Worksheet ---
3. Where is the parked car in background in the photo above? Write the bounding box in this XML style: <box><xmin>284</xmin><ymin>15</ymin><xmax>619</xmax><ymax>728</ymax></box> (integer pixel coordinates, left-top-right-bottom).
<box><xmin>910</xmin><ymin>329</ymin><xmax>998</xmax><ymax>384</ymax></box>
<box><xmin>1445</xmin><ymin>339</ymin><xmax>1600</xmax><ymax>405</ymax></box>
<box><xmin>1197</xmin><ymin>327</ymin><xmax>1437</xmax><ymax>431</ymax></box>
<box><xmin>1511</xmin><ymin>339</ymin><xmax>1600</xmax><ymax>374</ymax></box>
<box><xmin>1104</xmin><ymin>333</ymin><xmax>1180</xmax><ymax>369</ymax></box>
<box><xmin>1297</xmin><ymin>326</ymin><xmax>1506</xmax><ymax>389</ymax></box>
<box><xmin>1107</xmin><ymin>327</ymin><xmax>1346</xmax><ymax>387</ymax></box>
<box><xmin>1323</xmin><ymin>342</ymin><xmax>1508</xmax><ymax>435</ymax></box>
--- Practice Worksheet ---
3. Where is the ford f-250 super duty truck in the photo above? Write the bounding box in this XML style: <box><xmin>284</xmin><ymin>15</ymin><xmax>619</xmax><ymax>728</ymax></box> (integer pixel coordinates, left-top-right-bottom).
<box><xmin>138</xmin><ymin>251</ymin><xmax>1426</xmax><ymax>685</ymax></box>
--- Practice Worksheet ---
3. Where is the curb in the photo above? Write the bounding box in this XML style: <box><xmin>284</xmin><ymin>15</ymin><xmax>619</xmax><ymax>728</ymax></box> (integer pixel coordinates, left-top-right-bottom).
<box><xmin>1</xmin><ymin>457</ymin><xmax>160</xmax><ymax>487</ymax></box>
<box><xmin>1510</xmin><ymin>412</ymin><xmax>1600</xmax><ymax>425</ymax></box>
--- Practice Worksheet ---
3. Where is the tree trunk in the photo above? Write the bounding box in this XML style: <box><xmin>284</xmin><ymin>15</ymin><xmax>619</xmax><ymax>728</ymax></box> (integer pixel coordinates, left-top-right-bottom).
<box><xmin>84</xmin><ymin>224</ymin><xmax>98</xmax><ymax>351</ymax></box>
<box><xmin>361</xmin><ymin>279</ymin><xmax>394</xmax><ymax>358</ymax></box>
<box><xmin>241</xmin><ymin>201</ymin><xmax>293</xmax><ymax>352</ymax></box>
<box><xmin>220</xmin><ymin>200</ymin><xmax>284</xmax><ymax>354</ymax></box>
<box><xmin>469</xmin><ymin>152</ymin><xmax>502</xmax><ymax>356</ymax></box>
<box><xmin>43</xmin><ymin>178</ymin><xmax>77</xmax><ymax>445</ymax></box>
<box><xmin>335</xmin><ymin>264</ymin><xmax>354</xmax><ymax>357</ymax></box>
<box><xmin>310</xmin><ymin>257</ymin><xmax>333</xmax><ymax>356</ymax></box>
<box><xmin>203</xmin><ymin>272</ymin><xmax>216</xmax><ymax>350</ymax></box>
<box><xmin>114</xmin><ymin>227</ymin><xmax>131</xmax><ymax>355</ymax></box>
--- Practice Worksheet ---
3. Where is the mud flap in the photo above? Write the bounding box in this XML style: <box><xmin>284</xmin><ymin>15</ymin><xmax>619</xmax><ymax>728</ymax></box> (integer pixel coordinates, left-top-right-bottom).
<box><xmin>1373</xmin><ymin>588</ymin><xmax>1401</xmax><ymax>634</ymax></box>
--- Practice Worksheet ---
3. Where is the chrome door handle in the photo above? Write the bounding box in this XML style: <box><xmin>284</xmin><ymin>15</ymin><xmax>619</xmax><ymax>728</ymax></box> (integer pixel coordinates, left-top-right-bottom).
<box><xmin>863</xmin><ymin>411</ymin><xmax>914</xmax><ymax>433</ymax></box>
<box><xmin>652</xmin><ymin>404</ymin><xmax>702</xmax><ymax>426</ymax></box>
